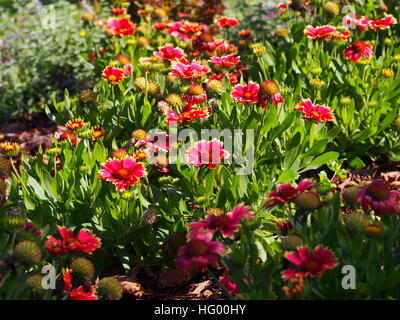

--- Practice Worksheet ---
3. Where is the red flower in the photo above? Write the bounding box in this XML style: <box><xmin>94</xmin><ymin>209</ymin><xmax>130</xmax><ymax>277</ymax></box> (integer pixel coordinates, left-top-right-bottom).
<box><xmin>105</xmin><ymin>18</ymin><xmax>135</xmax><ymax>36</ymax></box>
<box><xmin>183</xmin><ymin>83</ymin><xmax>207</xmax><ymax>106</ymax></box>
<box><xmin>112</xmin><ymin>8</ymin><xmax>126</xmax><ymax>15</ymax></box>
<box><xmin>266</xmin><ymin>180</ymin><xmax>315</xmax><ymax>208</ymax></box>
<box><xmin>231</xmin><ymin>82</ymin><xmax>260</xmax><ymax>104</ymax></box>
<box><xmin>259</xmin><ymin>80</ymin><xmax>284</xmax><ymax>107</ymax></box>
<box><xmin>154</xmin><ymin>22</ymin><xmax>168</xmax><ymax>30</ymax></box>
<box><xmin>215</xmin><ymin>17</ymin><xmax>240</xmax><ymax>29</ymax></box>
<box><xmin>276</xmin><ymin>218</ymin><xmax>292</xmax><ymax>234</ymax></box>
<box><xmin>238</xmin><ymin>29</ymin><xmax>251</xmax><ymax>37</ymax></box>
<box><xmin>368</xmin><ymin>14</ymin><xmax>397</xmax><ymax>30</ymax></box>
<box><xmin>99</xmin><ymin>158</ymin><xmax>146</xmax><ymax>191</ymax></box>
<box><xmin>57</xmin><ymin>132</ymin><xmax>77</xmax><ymax>145</ymax></box>
<box><xmin>343</xmin><ymin>41</ymin><xmax>373</xmax><ymax>62</ymax></box>
<box><xmin>92</xmin><ymin>126</ymin><xmax>105</xmax><ymax>141</ymax></box>
<box><xmin>65</xmin><ymin>118</ymin><xmax>84</xmax><ymax>131</ymax></box>
<box><xmin>45</xmin><ymin>226</ymin><xmax>101</xmax><ymax>256</ymax></box>
<box><xmin>296</xmin><ymin>99</ymin><xmax>334</xmax><ymax>122</ymax></box>
<box><xmin>164</xmin><ymin>105</ymin><xmax>211</xmax><ymax>126</ymax></box>
<box><xmin>188</xmin><ymin>205</ymin><xmax>253</xmax><ymax>238</ymax></box>
<box><xmin>102</xmin><ymin>66</ymin><xmax>124</xmax><ymax>84</ymax></box>
<box><xmin>282</xmin><ymin>246</ymin><xmax>338</xmax><ymax>279</ymax></box>
<box><xmin>63</xmin><ymin>269</ymin><xmax>97</xmax><ymax>300</ymax></box>
<box><xmin>176</xmin><ymin>230</ymin><xmax>225</xmax><ymax>273</ymax></box>
<box><xmin>355</xmin><ymin>180</ymin><xmax>400</xmax><ymax>216</ymax></box>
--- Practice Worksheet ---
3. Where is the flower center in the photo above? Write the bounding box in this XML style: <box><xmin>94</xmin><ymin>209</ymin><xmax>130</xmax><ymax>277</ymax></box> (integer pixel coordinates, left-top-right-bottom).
<box><xmin>108</xmin><ymin>75</ymin><xmax>117</xmax><ymax>81</ymax></box>
<box><xmin>304</xmin><ymin>260</ymin><xmax>320</xmax><ymax>273</ymax></box>
<box><xmin>185</xmin><ymin>239</ymin><xmax>209</xmax><ymax>257</ymax></box>
<box><xmin>244</xmin><ymin>92</ymin><xmax>252</xmax><ymax>98</ymax></box>
<box><xmin>366</xmin><ymin>180</ymin><xmax>390</xmax><ymax>201</ymax></box>
<box><xmin>114</xmin><ymin>168</ymin><xmax>130</xmax><ymax>180</ymax></box>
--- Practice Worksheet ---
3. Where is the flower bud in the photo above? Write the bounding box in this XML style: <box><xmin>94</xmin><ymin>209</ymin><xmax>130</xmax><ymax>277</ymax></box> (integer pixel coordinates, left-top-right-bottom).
<box><xmin>280</xmin><ymin>235</ymin><xmax>303</xmax><ymax>251</ymax></box>
<box><xmin>27</xmin><ymin>274</ymin><xmax>45</xmax><ymax>295</ymax></box>
<box><xmin>71</xmin><ymin>257</ymin><xmax>95</xmax><ymax>279</ymax></box>
<box><xmin>98</xmin><ymin>277</ymin><xmax>123</xmax><ymax>300</ymax></box>
<box><xmin>14</xmin><ymin>241</ymin><xmax>42</xmax><ymax>266</ymax></box>
<box><xmin>343</xmin><ymin>186</ymin><xmax>361</xmax><ymax>205</ymax></box>
<box><xmin>323</xmin><ymin>2</ymin><xmax>340</xmax><ymax>16</ymax></box>
<box><xmin>294</xmin><ymin>192</ymin><xmax>320</xmax><ymax>210</ymax></box>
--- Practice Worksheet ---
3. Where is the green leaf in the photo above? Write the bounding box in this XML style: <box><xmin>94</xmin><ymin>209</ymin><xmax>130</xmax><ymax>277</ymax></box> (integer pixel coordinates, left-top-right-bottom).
<box><xmin>278</xmin><ymin>169</ymin><xmax>299</xmax><ymax>183</ymax></box>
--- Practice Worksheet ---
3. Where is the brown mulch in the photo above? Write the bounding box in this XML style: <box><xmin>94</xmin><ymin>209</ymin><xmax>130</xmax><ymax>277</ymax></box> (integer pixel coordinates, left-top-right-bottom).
<box><xmin>0</xmin><ymin>113</ymin><xmax>64</xmax><ymax>156</ymax></box>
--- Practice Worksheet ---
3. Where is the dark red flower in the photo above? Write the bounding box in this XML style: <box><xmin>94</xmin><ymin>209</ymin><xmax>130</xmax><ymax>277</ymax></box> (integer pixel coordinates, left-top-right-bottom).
<box><xmin>266</xmin><ymin>181</ymin><xmax>315</xmax><ymax>208</ymax></box>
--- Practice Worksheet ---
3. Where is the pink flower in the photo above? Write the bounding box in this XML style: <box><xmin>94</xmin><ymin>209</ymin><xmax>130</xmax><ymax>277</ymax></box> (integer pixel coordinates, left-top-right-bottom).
<box><xmin>282</xmin><ymin>246</ymin><xmax>338</xmax><ymax>279</ymax></box>
<box><xmin>169</xmin><ymin>60</ymin><xmax>210</xmax><ymax>79</ymax></box>
<box><xmin>136</xmin><ymin>131</ymin><xmax>178</xmax><ymax>152</ymax></box>
<box><xmin>355</xmin><ymin>180</ymin><xmax>400</xmax><ymax>216</ymax></box>
<box><xmin>304</xmin><ymin>25</ymin><xmax>337</xmax><ymax>39</ymax></box>
<box><xmin>154</xmin><ymin>44</ymin><xmax>185</xmax><ymax>62</ymax></box>
<box><xmin>123</xmin><ymin>64</ymin><xmax>134</xmax><ymax>76</ymax></box>
<box><xmin>266</xmin><ymin>180</ymin><xmax>315</xmax><ymax>208</ymax></box>
<box><xmin>188</xmin><ymin>205</ymin><xmax>253</xmax><ymax>238</ymax></box>
<box><xmin>99</xmin><ymin>158</ymin><xmax>146</xmax><ymax>191</ymax></box>
<box><xmin>209</xmin><ymin>54</ymin><xmax>241</xmax><ymax>68</ymax></box>
<box><xmin>343</xmin><ymin>41</ymin><xmax>373</xmax><ymax>62</ymax></box>
<box><xmin>343</xmin><ymin>14</ymin><xmax>371</xmax><ymax>31</ymax></box>
<box><xmin>176</xmin><ymin>230</ymin><xmax>225</xmax><ymax>273</ymax></box>
<box><xmin>231</xmin><ymin>82</ymin><xmax>260</xmax><ymax>104</ymax></box>
<box><xmin>220</xmin><ymin>277</ymin><xmax>240</xmax><ymax>295</ymax></box>
<box><xmin>296</xmin><ymin>99</ymin><xmax>334</xmax><ymax>122</ymax></box>
<box><xmin>167</xmin><ymin>21</ymin><xmax>202</xmax><ymax>39</ymax></box>
<box><xmin>187</xmin><ymin>139</ymin><xmax>230</xmax><ymax>169</ymax></box>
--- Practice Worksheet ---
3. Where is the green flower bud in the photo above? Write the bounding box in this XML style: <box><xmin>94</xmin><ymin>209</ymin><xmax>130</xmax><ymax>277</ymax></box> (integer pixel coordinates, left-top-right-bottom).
<box><xmin>97</xmin><ymin>277</ymin><xmax>123</xmax><ymax>300</ymax></box>
<box><xmin>294</xmin><ymin>192</ymin><xmax>321</xmax><ymax>210</ymax></box>
<box><xmin>71</xmin><ymin>257</ymin><xmax>95</xmax><ymax>279</ymax></box>
<box><xmin>14</xmin><ymin>241</ymin><xmax>42</xmax><ymax>266</ymax></box>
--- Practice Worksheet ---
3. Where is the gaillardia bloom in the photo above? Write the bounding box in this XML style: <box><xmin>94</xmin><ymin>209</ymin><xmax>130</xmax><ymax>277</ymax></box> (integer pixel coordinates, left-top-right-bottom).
<box><xmin>187</xmin><ymin>139</ymin><xmax>230</xmax><ymax>169</ymax></box>
<box><xmin>209</xmin><ymin>54</ymin><xmax>241</xmax><ymax>68</ymax></box>
<box><xmin>154</xmin><ymin>44</ymin><xmax>185</xmax><ymax>62</ymax></box>
<box><xmin>368</xmin><ymin>14</ymin><xmax>397</xmax><ymax>30</ymax></box>
<box><xmin>102</xmin><ymin>66</ymin><xmax>124</xmax><ymax>84</ymax></box>
<box><xmin>57</xmin><ymin>132</ymin><xmax>77</xmax><ymax>145</ymax></box>
<box><xmin>105</xmin><ymin>18</ymin><xmax>135</xmax><ymax>36</ymax></box>
<box><xmin>99</xmin><ymin>158</ymin><xmax>146</xmax><ymax>190</ymax></box>
<box><xmin>259</xmin><ymin>80</ymin><xmax>284</xmax><ymax>107</ymax></box>
<box><xmin>45</xmin><ymin>226</ymin><xmax>101</xmax><ymax>256</ymax></box>
<box><xmin>355</xmin><ymin>180</ymin><xmax>400</xmax><ymax>216</ymax></box>
<box><xmin>215</xmin><ymin>17</ymin><xmax>241</xmax><ymax>29</ymax></box>
<box><xmin>65</xmin><ymin>118</ymin><xmax>84</xmax><ymax>131</ymax></box>
<box><xmin>296</xmin><ymin>99</ymin><xmax>334</xmax><ymax>122</ymax></box>
<box><xmin>282</xmin><ymin>246</ymin><xmax>338</xmax><ymax>279</ymax></box>
<box><xmin>176</xmin><ymin>230</ymin><xmax>225</xmax><ymax>273</ymax></box>
<box><xmin>266</xmin><ymin>180</ymin><xmax>315</xmax><ymax>208</ymax></box>
<box><xmin>231</xmin><ymin>82</ymin><xmax>260</xmax><ymax>104</ymax></box>
<box><xmin>169</xmin><ymin>60</ymin><xmax>210</xmax><ymax>79</ymax></box>
<box><xmin>0</xmin><ymin>142</ymin><xmax>20</xmax><ymax>156</ymax></box>
<box><xmin>188</xmin><ymin>205</ymin><xmax>253</xmax><ymax>238</ymax></box>
<box><xmin>304</xmin><ymin>25</ymin><xmax>336</xmax><ymax>39</ymax></box>
<box><xmin>283</xmin><ymin>278</ymin><xmax>304</xmax><ymax>299</ymax></box>
<box><xmin>343</xmin><ymin>41</ymin><xmax>373</xmax><ymax>62</ymax></box>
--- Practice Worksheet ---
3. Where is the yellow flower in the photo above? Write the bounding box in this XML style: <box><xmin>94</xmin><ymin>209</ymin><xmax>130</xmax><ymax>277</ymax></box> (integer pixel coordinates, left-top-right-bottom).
<box><xmin>382</xmin><ymin>68</ymin><xmax>394</xmax><ymax>78</ymax></box>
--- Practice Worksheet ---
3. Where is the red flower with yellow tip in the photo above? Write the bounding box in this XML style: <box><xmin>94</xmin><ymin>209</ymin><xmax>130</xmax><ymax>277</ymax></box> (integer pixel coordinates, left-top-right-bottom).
<box><xmin>102</xmin><ymin>66</ymin><xmax>124</xmax><ymax>84</ymax></box>
<box><xmin>0</xmin><ymin>142</ymin><xmax>20</xmax><ymax>156</ymax></box>
<box><xmin>65</xmin><ymin>118</ymin><xmax>84</xmax><ymax>131</ymax></box>
<box><xmin>92</xmin><ymin>126</ymin><xmax>105</xmax><ymax>141</ymax></box>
